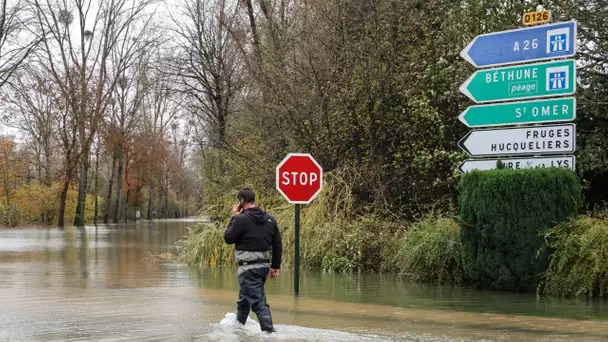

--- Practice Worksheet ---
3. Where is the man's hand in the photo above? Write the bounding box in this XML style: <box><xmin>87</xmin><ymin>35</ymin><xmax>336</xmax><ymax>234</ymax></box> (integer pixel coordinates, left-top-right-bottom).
<box><xmin>232</xmin><ymin>204</ymin><xmax>242</xmax><ymax>217</ymax></box>
<box><xmin>269</xmin><ymin>268</ymin><xmax>280</xmax><ymax>278</ymax></box>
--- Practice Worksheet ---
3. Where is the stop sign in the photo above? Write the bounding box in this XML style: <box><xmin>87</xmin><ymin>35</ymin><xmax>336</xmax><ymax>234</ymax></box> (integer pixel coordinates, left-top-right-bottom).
<box><xmin>276</xmin><ymin>153</ymin><xmax>323</xmax><ymax>204</ymax></box>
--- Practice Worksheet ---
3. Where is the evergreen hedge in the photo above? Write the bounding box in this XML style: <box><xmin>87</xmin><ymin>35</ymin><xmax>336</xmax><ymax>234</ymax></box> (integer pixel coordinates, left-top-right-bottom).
<box><xmin>458</xmin><ymin>168</ymin><xmax>581</xmax><ymax>292</ymax></box>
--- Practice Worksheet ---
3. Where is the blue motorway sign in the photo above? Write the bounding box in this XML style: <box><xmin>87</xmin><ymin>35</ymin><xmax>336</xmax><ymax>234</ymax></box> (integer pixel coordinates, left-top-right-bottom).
<box><xmin>460</xmin><ymin>21</ymin><xmax>577</xmax><ymax>68</ymax></box>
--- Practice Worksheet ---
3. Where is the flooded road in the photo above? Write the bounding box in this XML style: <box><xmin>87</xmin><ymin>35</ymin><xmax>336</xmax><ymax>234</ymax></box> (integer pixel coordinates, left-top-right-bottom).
<box><xmin>1</xmin><ymin>220</ymin><xmax>607</xmax><ymax>341</ymax></box>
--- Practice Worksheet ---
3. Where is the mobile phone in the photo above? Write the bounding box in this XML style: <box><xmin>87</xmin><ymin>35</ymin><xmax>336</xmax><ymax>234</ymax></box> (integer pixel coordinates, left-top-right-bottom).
<box><xmin>237</xmin><ymin>201</ymin><xmax>244</xmax><ymax>211</ymax></box>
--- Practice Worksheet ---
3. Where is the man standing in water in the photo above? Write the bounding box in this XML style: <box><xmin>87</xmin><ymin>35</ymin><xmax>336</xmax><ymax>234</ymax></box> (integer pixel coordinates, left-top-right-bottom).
<box><xmin>224</xmin><ymin>188</ymin><xmax>282</xmax><ymax>333</ymax></box>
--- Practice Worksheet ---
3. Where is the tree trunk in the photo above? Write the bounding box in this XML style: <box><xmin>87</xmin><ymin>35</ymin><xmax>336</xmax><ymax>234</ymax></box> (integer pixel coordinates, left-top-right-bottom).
<box><xmin>197</xmin><ymin>193</ymin><xmax>203</xmax><ymax>212</ymax></box>
<box><xmin>159</xmin><ymin>187</ymin><xmax>164</xmax><ymax>218</ymax></box>
<box><xmin>86</xmin><ymin>151</ymin><xmax>93</xmax><ymax>193</ymax></box>
<box><xmin>58</xmin><ymin>180</ymin><xmax>70</xmax><ymax>228</ymax></box>
<box><xmin>124</xmin><ymin>188</ymin><xmax>130</xmax><ymax>223</ymax></box>
<box><xmin>175</xmin><ymin>190</ymin><xmax>180</xmax><ymax>218</ymax></box>
<box><xmin>113</xmin><ymin>150</ymin><xmax>124</xmax><ymax>223</ymax></box>
<box><xmin>245</xmin><ymin>0</ymin><xmax>262</xmax><ymax>66</ymax></box>
<box><xmin>122</xmin><ymin>154</ymin><xmax>130</xmax><ymax>223</ymax></box>
<box><xmin>93</xmin><ymin>146</ymin><xmax>100</xmax><ymax>223</ymax></box>
<box><xmin>164</xmin><ymin>186</ymin><xmax>169</xmax><ymax>218</ymax></box>
<box><xmin>73</xmin><ymin>157</ymin><xmax>89</xmax><ymax>226</ymax></box>
<box><xmin>25</xmin><ymin>164</ymin><xmax>32</xmax><ymax>184</ymax></box>
<box><xmin>156</xmin><ymin>188</ymin><xmax>161</xmax><ymax>218</ymax></box>
<box><xmin>44</xmin><ymin>145</ymin><xmax>52</xmax><ymax>186</ymax></box>
<box><xmin>74</xmin><ymin>55</ymin><xmax>88</xmax><ymax>228</ymax></box>
<box><xmin>147</xmin><ymin>185</ymin><xmax>154</xmax><ymax>220</ymax></box>
<box><xmin>103</xmin><ymin>153</ymin><xmax>118</xmax><ymax>224</ymax></box>
<box><xmin>184</xmin><ymin>194</ymin><xmax>188</xmax><ymax>218</ymax></box>
<box><xmin>2</xmin><ymin>161</ymin><xmax>10</xmax><ymax>205</ymax></box>
<box><xmin>158</xmin><ymin>187</ymin><xmax>164</xmax><ymax>219</ymax></box>
<box><xmin>174</xmin><ymin>190</ymin><xmax>180</xmax><ymax>218</ymax></box>
<box><xmin>35</xmin><ymin>148</ymin><xmax>42</xmax><ymax>183</ymax></box>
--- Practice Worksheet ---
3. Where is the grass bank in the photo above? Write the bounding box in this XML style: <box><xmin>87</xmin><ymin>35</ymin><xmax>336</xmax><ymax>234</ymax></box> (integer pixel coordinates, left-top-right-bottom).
<box><xmin>537</xmin><ymin>213</ymin><xmax>608</xmax><ymax>299</ymax></box>
<box><xmin>177</xmin><ymin>165</ymin><xmax>608</xmax><ymax>300</ymax></box>
<box><xmin>177</xmin><ymin>170</ymin><xmax>463</xmax><ymax>282</ymax></box>
<box><xmin>177</xmin><ymin>209</ymin><xmax>608</xmax><ymax>299</ymax></box>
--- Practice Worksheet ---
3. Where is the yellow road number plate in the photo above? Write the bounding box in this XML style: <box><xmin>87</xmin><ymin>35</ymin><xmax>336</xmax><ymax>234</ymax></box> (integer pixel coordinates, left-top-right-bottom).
<box><xmin>523</xmin><ymin>10</ymin><xmax>551</xmax><ymax>26</ymax></box>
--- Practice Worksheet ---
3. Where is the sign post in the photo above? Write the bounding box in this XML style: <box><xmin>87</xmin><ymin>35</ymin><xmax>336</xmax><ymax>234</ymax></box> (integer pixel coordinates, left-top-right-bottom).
<box><xmin>459</xmin><ymin>59</ymin><xmax>576</xmax><ymax>104</ymax></box>
<box><xmin>458</xmin><ymin>97</ymin><xmax>576</xmax><ymax>128</ymax></box>
<box><xmin>294</xmin><ymin>203</ymin><xmax>300</xmax><ymax>294</ymax></box>
<box><xmin>458</xmin><ymin>19</ymin><xmax>578</xmax><ymax>175</ymax></box>
<box><xmin>458</xmin><ymin>123</ymin><xmax>575</xmax><ymax>157</ymax></box>
<box><xmin>458</xmin><ymin>155</ymin><xmax>575</xmax><ymax>173</ymax></box>
<box><xmin>276</xmin><ymin>153</ymin><xmax>323</xmax><ymax>295</ymax></box>
<box><xmin>460</xmin><ymin>20</ymin><xmax>576</xmax><ymax>68</ymax></box>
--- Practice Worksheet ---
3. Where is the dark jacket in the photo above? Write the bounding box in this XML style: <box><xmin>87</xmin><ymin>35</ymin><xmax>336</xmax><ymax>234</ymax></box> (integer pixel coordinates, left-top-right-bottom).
<box><xmin>224</xmin><ymin>207</ymin><xmax>282</xmax><ymax>269</ymax></box>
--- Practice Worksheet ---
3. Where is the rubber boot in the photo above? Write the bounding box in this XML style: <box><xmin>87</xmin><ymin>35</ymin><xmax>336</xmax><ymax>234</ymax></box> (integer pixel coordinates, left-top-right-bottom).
<box><xmin>257</xmin><ymin>313</ymin><xmax>275</xmax><ymax>333</ymax></box>
<box><xmin>236</xmin><ymin>313</ymin><xmax>248</xmax><ymax>325</ymax></box>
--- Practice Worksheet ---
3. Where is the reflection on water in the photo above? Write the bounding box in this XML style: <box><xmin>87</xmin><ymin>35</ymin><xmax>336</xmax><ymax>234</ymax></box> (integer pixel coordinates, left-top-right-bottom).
<box><xmin>187</xmin><ymin>267</ymin><xmax>608</xmax><ymax>321</ymax></box>
<box><xmin>0</xmin><ymin>221</ymin><xmax>607</xmax><ymax>341</ymax></box>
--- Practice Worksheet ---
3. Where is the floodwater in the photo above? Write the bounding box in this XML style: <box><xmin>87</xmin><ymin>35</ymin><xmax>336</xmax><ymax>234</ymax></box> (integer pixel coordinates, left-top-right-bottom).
<box><xmin>0</xmin><ymin>220</ymin><xmax>607</xmax><ymax>342</ymax></box>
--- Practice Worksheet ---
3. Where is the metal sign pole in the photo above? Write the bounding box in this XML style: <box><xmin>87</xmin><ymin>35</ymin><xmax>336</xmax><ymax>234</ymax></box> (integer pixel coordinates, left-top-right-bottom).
<box><xmin>294</xmin><ymin>203</ymin><xmax>301</xmax><ymax>295</ymax></box>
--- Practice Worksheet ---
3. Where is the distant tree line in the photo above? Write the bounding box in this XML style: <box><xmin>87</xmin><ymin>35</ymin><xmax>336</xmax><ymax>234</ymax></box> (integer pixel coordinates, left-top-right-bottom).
<box><xmin>0</xmin><ymin>0</ymin><xmax>606</xmax><ymax>227</ymax></box>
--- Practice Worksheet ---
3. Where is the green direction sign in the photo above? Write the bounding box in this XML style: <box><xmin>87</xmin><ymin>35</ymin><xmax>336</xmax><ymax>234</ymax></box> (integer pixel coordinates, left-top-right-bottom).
<box><xmin>459</xmin><ymin>59</ymin><xmax>576</xmax><ymax>104</ymax></box>
<box><xmin>459</xmin><ymin>97</ymin><xmax>576</xmax><ymax>128</ymax></box>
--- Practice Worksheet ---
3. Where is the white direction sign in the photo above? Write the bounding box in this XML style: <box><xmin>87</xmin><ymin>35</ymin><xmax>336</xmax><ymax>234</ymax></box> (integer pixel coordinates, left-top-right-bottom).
<box><xmin>458</xmin><ymin>123</ymin><xmax>575</xmax><ymax>157</ymax></box>
<box><xmin>458</xmin><ymin>156</ymin><xmax>575</xmax><ymax>173</ymax></box>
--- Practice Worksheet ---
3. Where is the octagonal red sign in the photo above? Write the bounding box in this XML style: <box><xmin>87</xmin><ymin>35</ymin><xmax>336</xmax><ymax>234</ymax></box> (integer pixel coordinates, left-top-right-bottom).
<box><xmin>276</xmin><ymin>153</ymin><xmax>323</xmax><ymax>204</ymax></box>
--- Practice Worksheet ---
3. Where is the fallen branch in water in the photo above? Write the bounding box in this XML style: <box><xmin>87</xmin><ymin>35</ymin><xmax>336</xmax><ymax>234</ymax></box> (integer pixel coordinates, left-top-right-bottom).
<box><xmin>140</xmin><ymin>252</ymin><xmax>177</xmax><ymax>264</ymax></box>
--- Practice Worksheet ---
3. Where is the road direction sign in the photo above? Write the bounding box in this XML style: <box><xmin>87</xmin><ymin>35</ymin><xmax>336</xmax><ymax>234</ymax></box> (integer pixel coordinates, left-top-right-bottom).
<box><xmin>523</xmin><ymin>10</ymin><xmax>551</xmax><ymax>26</ymax></box>
<box><xmin>458</xmin><ymin>97</ymin><xmax>576</xmax><ymax>128</ymax></box>
<box><xmin>460</xmin><ymin>21</ymin><xmax>576</xmax><ymax>68</ymax></box>
<box><xmin>458</xmin><ymin>155</ymin><xmax>575</xmax><ymax>173</ymax></box>
<box><xmin>457</xmin><ymin>123</ymin><xmax>575</xmax><ymax>157</ymax></box>
<box><xmin>276</xmin><ymin>153</ymin><xmax>323</xmax><ymax>204</ymax></box>
<box><xmin>459</xmin><ymin>59</ymin><xmax>576</xmax><ymax>104</ymax></box>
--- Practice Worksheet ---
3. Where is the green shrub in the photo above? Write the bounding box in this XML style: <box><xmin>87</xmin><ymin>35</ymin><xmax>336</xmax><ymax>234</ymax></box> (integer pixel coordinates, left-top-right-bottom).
<box><xmin>538</xmin><ymin>216</ymin><xmax>608</xmax><ymax>299</ymax></box>
<box><xmin>262</xmin><ymin>172</ymin><xmax>403</xmax><ymax>274</ymax></box>
<box><xmin>12</xmin><ymin>183</ymin><xmax>58</xmax><ymax>224</ymax></box>
<box><xmin>590</xmin><ymin>201</ymin><xmax>608</xmax><ymax>220</ymax></box>
<box><xmin>313</xmin><ymin>216</ymin><xmax>401</xmax><ymax>273</ymax></box>
<box><xmin>0</xmin><ymin>202</ymin><xmax>21</xmax><ymax>227</ymax></box>
<box><xmin>176</xmin><ymin>222</ymin><xmax>235</xmax><ymax>267</ymax></box>
<box><xmin>176</xmin><ymin>170</ymin><xmax>403</xmax><ymax>273</ymax></box>
<box><xmin>84</xmin><ymin>194</ymin><xmax>101</xmax><ymax>223</ymax></box>
<box><xmin>459</xmin><ymin>168</ymin><xmax>581</xmax><ymax>292</ymax></box>
<box><xmin>10</xmin><ymin>182</ymin><xmax>102</xmax><ymax>226</ymax></box>
<box><xmin>395</xmin><ymin>213</ymin><xmax>463</xmax><ymax>284</ymax></box>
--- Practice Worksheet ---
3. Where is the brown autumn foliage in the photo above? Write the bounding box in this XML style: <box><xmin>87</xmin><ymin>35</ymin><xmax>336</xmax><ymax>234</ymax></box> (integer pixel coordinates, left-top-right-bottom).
<box><xmin>0</xmin><ymin>137</ymin><xmax>29</xmax><ymax>205</ymax></box>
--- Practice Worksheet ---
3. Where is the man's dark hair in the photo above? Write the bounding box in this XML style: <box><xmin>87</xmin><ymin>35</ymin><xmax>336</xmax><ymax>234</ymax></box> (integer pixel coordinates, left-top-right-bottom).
<box><xmin>237</xmin><ymin>188</ymin><xmax>256</xmax><ymax>204</ymax></box>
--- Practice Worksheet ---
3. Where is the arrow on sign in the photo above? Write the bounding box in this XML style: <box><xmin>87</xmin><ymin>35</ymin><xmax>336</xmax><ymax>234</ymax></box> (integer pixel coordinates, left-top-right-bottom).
<box><xmin>457</xmin><ymin>123</ymin><xmax>576</xmax><ymax>157</ymax></box>
<box><xmin>458</xmin><ymin>97</ymin><xmax>576</xmax><ymax>128</ymax></box>
<box><xmin>460</xmin><ymin>21</ymin><xmax>576</xmax><ymax>68</ymax></box>
<box><xmin>459</xmin><ymin>59</ymin><xmax>576</xmax><ymax>104</ymax></box>
<box><xmin>458</xmin><ymin>155</ymin><xmax>575</xmax><ymax>173</ymax></box>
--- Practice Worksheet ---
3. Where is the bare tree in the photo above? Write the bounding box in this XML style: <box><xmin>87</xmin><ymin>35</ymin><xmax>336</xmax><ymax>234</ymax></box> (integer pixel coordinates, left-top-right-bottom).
<box><xmin>29</xmin><ymin>0</ymin><xmax>159</xmax><ymax>226</ymax></box>
<box><xmin>171</xmin><ymin>0</ymin><xmax>243</xmax><ymax>148</ymax></box>
<box><xmin>169</xmin><ymin>119</ymin><xmax>192</xmax><ymax>218</ymax></box>
<box><xmin>0</xmin><ymin>0</ymin><xmax>43</xmax><ymax>88</ymax></box>
<box><xmin>140</xmin><ymin>53</ymin><xmax>179</xmax><ymax>220</ymax></box>
<box><xmin>1</xmin><ymin>66</ymin><xmax>56</xmax><ymax>185</ymax></box>
<box><xmin>104</xmin><ymin>47</ymin><xmax>153</xmax><ymax>224</ymax></box>
<box><xmin>54</xmin><ymin>79</ymin><xmax>78</xmax><ymax>228</ymax></box>
<box><xmin>92</xmin><ymin>134</ymin><xmax>100</xmax><ymax>222</ymax></box>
